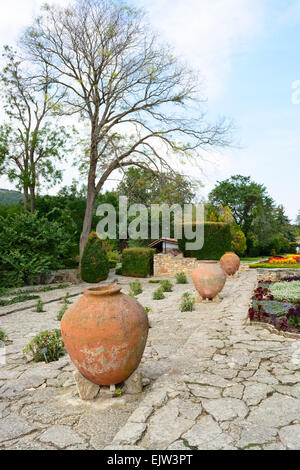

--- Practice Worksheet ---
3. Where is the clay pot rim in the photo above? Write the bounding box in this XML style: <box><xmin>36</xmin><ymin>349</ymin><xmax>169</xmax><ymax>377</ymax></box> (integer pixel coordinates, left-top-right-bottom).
<box><xmin>83</xmin><ymin>285</ymin><xmax>121</xmax><ymax>297</ymax></box>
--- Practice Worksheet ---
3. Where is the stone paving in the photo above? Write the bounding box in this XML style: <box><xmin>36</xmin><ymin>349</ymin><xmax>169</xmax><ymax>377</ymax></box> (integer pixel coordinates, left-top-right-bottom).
<box><xmin>0</xmin><ymin>271</ymin><xmax>300</xmax><ymax>450</ymax></box>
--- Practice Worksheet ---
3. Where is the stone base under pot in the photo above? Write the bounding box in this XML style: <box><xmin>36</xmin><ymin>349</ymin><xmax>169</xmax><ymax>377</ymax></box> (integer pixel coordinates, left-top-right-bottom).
<box><xmin>73</xmin><ymin>370</ymin><xmax>146</xmax><ymax>401</ymax></box>
<box><xmin>195</xmin><ymin>291</ymin><xmax>222</xmax><ymax>304</ymax></box>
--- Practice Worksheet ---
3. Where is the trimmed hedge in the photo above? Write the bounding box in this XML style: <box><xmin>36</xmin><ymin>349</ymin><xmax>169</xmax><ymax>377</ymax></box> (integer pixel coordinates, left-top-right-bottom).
<box><xmin>178</xmin><ymin>222</ymin><xmax>232</xmax><ymax>260</ymax></box>
<box><xmin>121</xmin><ymin>248</ymin><xmax>155</xmax><ymax>278</ymax></box>
<box><xmin>81</xmin><ymin>232</ymin><xmax>110</xmax><ymax>283</ymax></box>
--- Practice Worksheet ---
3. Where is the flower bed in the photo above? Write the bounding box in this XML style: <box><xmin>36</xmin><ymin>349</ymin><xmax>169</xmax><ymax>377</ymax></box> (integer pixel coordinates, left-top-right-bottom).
<box><xmin>248</xmin><ymin>280</ymin><xmax>300</xmax><ymax>334</ymax></box>
<box><xmin>250</xmin><ymin>255</ymin><xmax>300</xmax><ymax>269</ymax></box>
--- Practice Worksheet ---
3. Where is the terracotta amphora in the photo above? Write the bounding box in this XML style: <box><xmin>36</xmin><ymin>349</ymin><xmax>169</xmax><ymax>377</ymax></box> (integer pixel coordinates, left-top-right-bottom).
<box><xmin>192</xmin><ymin>261</ymin><xmax>226</xmax><ymax>300</ymax></box>
<box><xmin>220</xmin><ymin>252</ymin><xmax>240</xmax><ymax>276</ymax></box>
<box><xmin>61</xmin><ymin>285</ymin><xmax>149</xmax><ymax>386</ymax></box>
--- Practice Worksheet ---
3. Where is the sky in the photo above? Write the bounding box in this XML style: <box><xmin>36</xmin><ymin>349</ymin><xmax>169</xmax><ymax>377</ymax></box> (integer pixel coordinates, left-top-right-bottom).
<box><xmin>0</xmin><ymin>0</ymin><xmax>299</xmax><ymax>221</ymax></box>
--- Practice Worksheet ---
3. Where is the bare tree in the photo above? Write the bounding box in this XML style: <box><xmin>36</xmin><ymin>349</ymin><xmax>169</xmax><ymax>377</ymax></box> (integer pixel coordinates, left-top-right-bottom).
<box><xmin>0</xmin><ymin>47</ymin><xmax>70</xmax><ymax>212</ymax></box>
<box><xmin>22</xmin><ymin>0</ymin><xmax>231</xmax><ymax>255</ymax></box>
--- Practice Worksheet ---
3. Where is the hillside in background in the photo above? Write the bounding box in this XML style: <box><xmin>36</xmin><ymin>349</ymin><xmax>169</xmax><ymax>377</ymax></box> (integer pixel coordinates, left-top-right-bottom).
<box><xmin>0</xmin><ymin>188</ymin><xmax>23</xmax><ymax>205</ymax></box>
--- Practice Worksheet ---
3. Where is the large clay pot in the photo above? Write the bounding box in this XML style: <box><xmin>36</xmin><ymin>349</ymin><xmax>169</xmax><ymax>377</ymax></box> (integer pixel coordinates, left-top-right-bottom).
<box><xmin>61</xmin><ymin>285</ymin><xmax>149</xmax><ymax>386</ymax></box>
<box><xmin>192</xmin><ymin>261</ymin><xmax>226</xmax><ymax>300</ymax></box>
<box><xmin>220</xmin><ymin>252</ymin><xmax>240</xmax><ymax>276</ymax></box>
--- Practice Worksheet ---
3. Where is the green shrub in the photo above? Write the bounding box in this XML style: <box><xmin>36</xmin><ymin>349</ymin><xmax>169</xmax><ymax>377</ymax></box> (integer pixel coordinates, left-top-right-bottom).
<box><xmin>0</xmin><ymin>212</ymin><xmax>73</xmax><ymax>288</ymax></box>
<box><xmin>270</xmin><ymin>281</ymin><xmax>300</xmax><ymax>303</ymax></box>
<box><xmin>57</xmin><ymin>294</ymin><xmax>70</xmax><ymax>321</ymax></box>
<box><xmin>180</xmin><ymin>292</ymin><xmax>195</xmax><ymax>312</ymax></box>
<box><xmin>0</xmin><ymin>329</ymin><xmax>7</xmax><ymax>342</ymax></box>
<box><xmin>148</xmin><ymin>280</ymin><xmax>161</xmax><ymax>284</ymax></box>
<box><xmin>153</xmin><ymin>287</ymin><xmax>165</xmax><ymax>300</ymax></box>
<box><xmin>160</xmin><ymin>280</ymin><xmax>173</xmax><ymax>292</ymax></box>
<box><xmin>231</xmin><ymin>224</ymin><xmax>247</xmax><ymax>256</ymax></box>
<box><xmin>81</xmin><ymin>232</ymin><xmax>110</xmax><ymax>283</ymax></box>
<box><xmin>129</xmin><ymin>280</ymin><xmax>143</xmax><ymax>296</ymax></box>
<box><xmin>24</xmin><ymin>330</ymin><xmax>65</xmax><ymax>363</ymax></box>
<box><xmin>107</xmin><ymin>250</ymin><xmax>121</xmax><ymax>269</ymax></box>
<box><xmin>121</xmin><ymin>248</ymin><xmax>155</xmax><ymax>278</ymax></box>
<box><xmin>178</xmin><ymin>222</ymin><xmax>231</xmax><ymax>260</ymax></box>
<box><xmin>36</xmin><ymin>299</ymin><xmax>44</xmax><ymax>313</ymax></box>
<box><xmin>176</xmin><ymin>272</ymin><xmax>188</xmax><ymax>284</ymax></box>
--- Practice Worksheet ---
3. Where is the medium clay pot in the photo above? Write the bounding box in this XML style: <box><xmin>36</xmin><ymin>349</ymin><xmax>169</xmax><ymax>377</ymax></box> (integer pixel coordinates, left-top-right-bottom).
<box><xmin>192</xmin><ymin>261</ymin><xmax>226</xmax><ymax>300</ymax></box>
<box><xmin>220</xmin><ymin>252</ymin><xmax>240</xmax><ymax>276</ymax></box>
<box><xmin>61</xmin><ymin>285</ymin><xmax>149</xmax><ymax>386</ymax></box>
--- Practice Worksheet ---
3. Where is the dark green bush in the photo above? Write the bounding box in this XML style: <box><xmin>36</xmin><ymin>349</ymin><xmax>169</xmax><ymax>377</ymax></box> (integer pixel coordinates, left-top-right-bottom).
<box><xmin>121</xmin><ymin>248</ymin><xmax>155</xmax><ymax>278</ymax></box>
<box><xmin>24</xmin><ymin>329</ymin><xmax>65</xmax><ymax>363</ymax></box>
<box><xmin>178</xmin><ymin>222</ymin><xmax>231</xmax><ymax>260</ymax></box>
<box><xmin>0</xmin><ymin>211</ymin><xmax>73</xmax><ymax>288</ymax></box>
<box><xmin>81</xmin><ymin>232</ymin><xmax>110</xmax><ymax>283</ymax></box>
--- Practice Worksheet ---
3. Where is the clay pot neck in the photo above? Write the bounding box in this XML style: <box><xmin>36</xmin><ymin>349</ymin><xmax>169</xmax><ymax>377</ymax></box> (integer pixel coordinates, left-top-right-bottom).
<box><xmin>84</xmin><ymin>285</ymin><xmax>121</xmax><ymax>297</ymax></box>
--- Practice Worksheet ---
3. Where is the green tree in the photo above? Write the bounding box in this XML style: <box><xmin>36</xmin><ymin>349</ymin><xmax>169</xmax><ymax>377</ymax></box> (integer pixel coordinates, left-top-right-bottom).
<box><xmin>209</xmin><ymin>175</ymin><xmax>270</xmax><ymax>237</ymax></box>
<box><xmin>209</xmin><ymin>176</ymin><xmax>293</xmax><ymax>255</ymax></box>
<box><xmin>117</xmin><ymin>167</ymin><xmax>195</xmax><ymax>206</ymax></box>
<box><xmin>22</xmin><ymin>0</ymin><xmax>230</xmax><ymax>257</ymax></box>
<box><xmin>0</xmin><ymin>47</ymin><xmax>71</xmax><ymax>212</ymax></box>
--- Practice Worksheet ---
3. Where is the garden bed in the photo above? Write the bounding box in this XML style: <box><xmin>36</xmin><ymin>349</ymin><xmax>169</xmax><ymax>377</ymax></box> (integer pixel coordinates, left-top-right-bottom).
<box><xmin>248</xmin><ymin>276</ymin><xmax>300</xmax><ymax>335</ymax></box>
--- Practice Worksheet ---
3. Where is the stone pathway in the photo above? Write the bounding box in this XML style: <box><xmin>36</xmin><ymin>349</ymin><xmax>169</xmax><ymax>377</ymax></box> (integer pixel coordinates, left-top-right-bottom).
<box><xmin>1</xmin><ymin>271</ymin><xmax>300</xmax><ymax>450</ymax></box>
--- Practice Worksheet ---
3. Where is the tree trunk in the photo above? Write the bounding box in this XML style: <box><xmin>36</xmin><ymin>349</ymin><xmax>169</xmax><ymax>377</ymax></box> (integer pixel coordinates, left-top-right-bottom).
<box><xmin>80</xmin><ymin>186</ymin><xmax>97</xmax><ymax>260</ymax></box>
<box><xmin>29</xmin><ymin>186</ymin><xmax>36</xmax><ymax>213</ymax></box>
<box><xmin>24</xmin><ymin>187</ymin><xmax>29</xmax><ymax>212</ymax></box>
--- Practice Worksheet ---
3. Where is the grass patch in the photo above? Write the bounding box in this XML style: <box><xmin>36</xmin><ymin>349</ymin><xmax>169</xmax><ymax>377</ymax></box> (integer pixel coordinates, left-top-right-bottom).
<box><xmin>0</xmin><ymin>294</ymin><xmax>40</xmax><ymax>307</ymax></box>
<box><xmin>250</xmin><ymin>263</ymin><xmax>300</xmax><ymax>269</ymax></box>
<box><xmin>148</xmin><ymin>280</ymin><xmax>161</xmax><ymax>284</ymax></box>
<box><xmin>0</xmin><ymin>284</ymin><xmax>69</xmax><ymax>299</ymax></box>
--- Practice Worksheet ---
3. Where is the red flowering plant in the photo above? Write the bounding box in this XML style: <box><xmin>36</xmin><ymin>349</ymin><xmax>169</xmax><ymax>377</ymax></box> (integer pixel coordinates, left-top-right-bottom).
<box><xmin>249</xmin><ymin>281</ymin><xmax>300</xmax><ymax>334</ymax></box>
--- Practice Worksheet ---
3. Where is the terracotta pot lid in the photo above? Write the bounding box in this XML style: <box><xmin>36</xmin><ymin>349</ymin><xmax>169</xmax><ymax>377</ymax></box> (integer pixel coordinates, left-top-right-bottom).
<box><xmin>83</xmin><ymin>285</ymin><xmax>121</xmax><ymax>296</ymax></box>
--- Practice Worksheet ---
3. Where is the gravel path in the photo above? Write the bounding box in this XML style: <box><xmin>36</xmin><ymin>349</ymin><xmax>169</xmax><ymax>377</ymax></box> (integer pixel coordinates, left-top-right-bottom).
<box><xmin>1</xmin><ymin>271</ymin><xmax>300</xmax><ymax>450</ymax></box>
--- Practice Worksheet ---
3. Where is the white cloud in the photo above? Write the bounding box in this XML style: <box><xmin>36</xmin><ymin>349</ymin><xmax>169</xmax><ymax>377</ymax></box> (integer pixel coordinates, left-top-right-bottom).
<box><xmin>141</xmin><ymin>0</ymin><xmax>264</xmax><ymax>101</ymax></box>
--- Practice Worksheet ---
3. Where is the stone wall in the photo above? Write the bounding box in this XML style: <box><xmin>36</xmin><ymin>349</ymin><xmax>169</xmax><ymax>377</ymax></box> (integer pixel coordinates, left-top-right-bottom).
<box><xmin>154</xmin><ymin>254</ymin><xmax>249</xmax><ymax>278</ymax></box>
<box><xmin>256</xmin><ymin>268</ymin><xmax>300</xmax><ymax>282</ymax></box>
<box><xmin>154</xmin><ymin>253</ymin><xmax>198</xmax><ymax>278</ymax></box>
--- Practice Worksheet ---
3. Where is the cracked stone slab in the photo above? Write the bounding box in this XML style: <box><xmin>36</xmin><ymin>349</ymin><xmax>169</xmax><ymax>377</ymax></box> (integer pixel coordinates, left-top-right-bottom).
<box><xmin>187</xmin><ymin>384</ymin><xmax>221</xmax><ymax>399</ymax></box>
<box><xmin>128</xmin><ymin>406</ymin><xmax>153</xmax><ymax>424</ymax></box>
<box><xmin>0</xmin><ymin>414</ymin><xmax>36</xmax><ymax>442</ymax></box>
<box><xmin>236</xmin><ymin>423</ymin><xmax>278</xmax><ymax>449</ymax></box>
<box><xmin>248</xmin><ymin>394</ymin><xmax>300</xmax><ymax>428</ymax></box>
<box><xmin>279</xmin><ymin>425</ymin><xmax>300</xmax><ymax>450</ymax></box>
<box><xmin>243</xmin><ymin>383</ymin><xmax>273</xmax><ymax>406</ymax></box>
<box><xmin>202</xmin><ymin>398</ymin><xmax>248</xmax><ymax>422</ymax></box>
<box><xmin>142</xmin><ymin>400</ymin><xmax>196</xmax><ymax>450</ymax></box>
<box><xmin>113</xmin><ymin>422</ymin><xmax>147</xmax><ymax>445</ymax></box>
<box><xmin>182</xmin><ymin>415</ymin><xmax>235</xmax><ymax>450</ymax></box>
<box><xmin>38</xmin><ymin>425</ymin><xmax>86</xmax><ymax>449</ymax></box>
